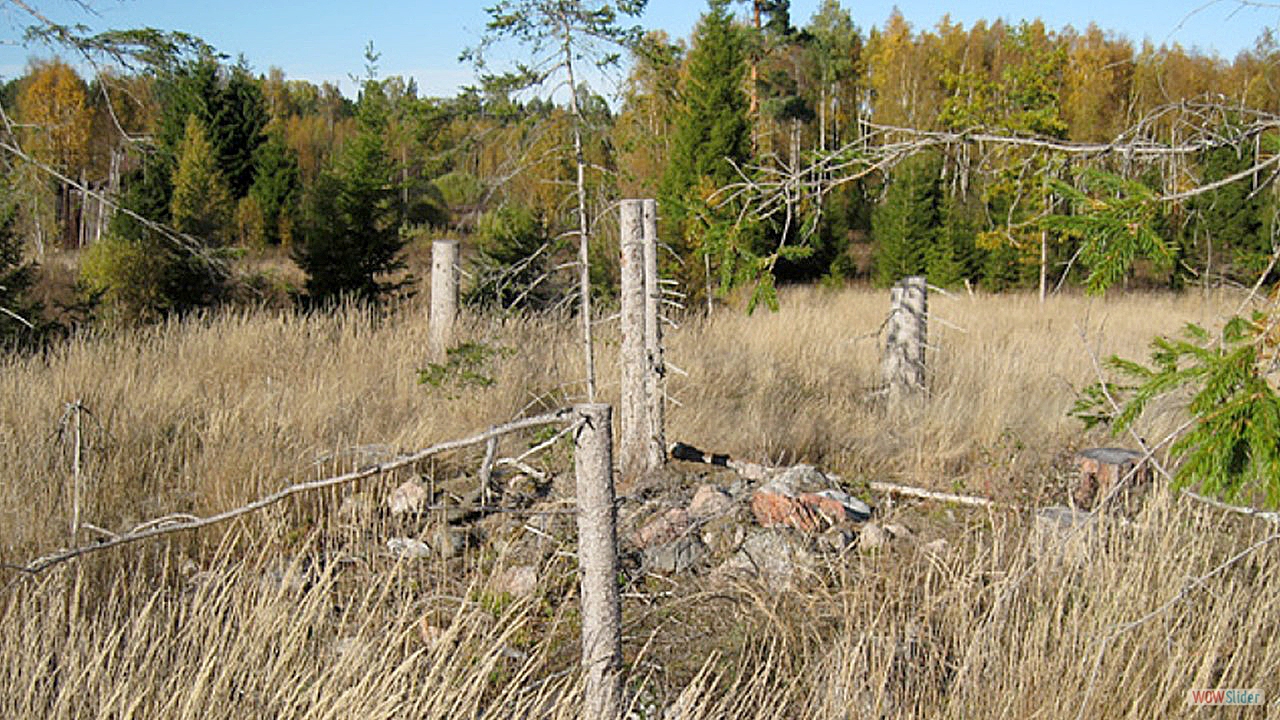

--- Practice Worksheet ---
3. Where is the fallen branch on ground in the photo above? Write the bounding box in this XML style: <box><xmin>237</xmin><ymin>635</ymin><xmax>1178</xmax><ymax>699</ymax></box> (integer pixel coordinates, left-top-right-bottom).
<box><xmin>16</xmin><ymin>408</ymin><xmax>575</xmax><ymax>575</ymax></box>
<box><xmin>866</xmin><ymin>480</ymin><xmax>1001</xmax><ymax>508</ymax></box>
<box><xmin>669</xmin><ymin>440</ymin><xmax>1004</xmax><ymax>508</ymax></box>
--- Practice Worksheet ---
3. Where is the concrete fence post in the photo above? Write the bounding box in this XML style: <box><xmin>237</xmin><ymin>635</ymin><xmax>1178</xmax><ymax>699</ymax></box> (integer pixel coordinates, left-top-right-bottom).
<box><xmin>573</xmin><ymin>403</ymin><xmax>623</xmax><ymax>720</ymax></box>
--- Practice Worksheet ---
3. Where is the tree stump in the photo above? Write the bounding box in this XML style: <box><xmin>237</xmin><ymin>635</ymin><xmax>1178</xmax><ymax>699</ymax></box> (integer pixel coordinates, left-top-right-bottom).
<box><xmin>881</xmin><ymin>275</ymin><xmax>928</xmax><ymax>402</ymax></box>
<box><xmin>574</xmin><ymin>403</ymin><xmax>623</xmax><ymax>720</ymax></box>
<box><xmin>618</xmin><ymin>201</ymin><xmax>647</xmax><ymax>481</ymax></box>
<box><xmin>618</xmin><ymin>199</ymin><xmax>666</xmax><ymax>484</ymax></box>
<box><xmin>1073</xmin><ymin>447</ymin><xmax>1152</xmax><ymax>509</ymax></box>
<box><xmin>429</xmin><ymin>239</ymin><xmax>459</xmax><ymax>360</ymax></box>
<box><xmin>641</xmin><ymin>198</ymin><xmax>666</xmax><ymax>472</ymax></box>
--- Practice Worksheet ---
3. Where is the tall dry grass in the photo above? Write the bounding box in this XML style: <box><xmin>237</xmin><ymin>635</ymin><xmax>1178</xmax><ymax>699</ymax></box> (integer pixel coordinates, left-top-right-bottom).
<box><xmin>0</xmin><ymin>284</ymin><xmax>1275</xmax><ymax>718</ymax></box>
<box><xmin>672</xmin><ymin>286</ymin><xmax>1231</xmax><ymax>497</ymax></box>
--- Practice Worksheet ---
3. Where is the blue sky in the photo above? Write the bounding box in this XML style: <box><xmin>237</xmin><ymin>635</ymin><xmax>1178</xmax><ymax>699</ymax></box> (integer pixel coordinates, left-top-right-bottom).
<box><xmin>1</xmin><ymin>0</ymin><xmax>1276</xmax><ymax>98</ymax></box>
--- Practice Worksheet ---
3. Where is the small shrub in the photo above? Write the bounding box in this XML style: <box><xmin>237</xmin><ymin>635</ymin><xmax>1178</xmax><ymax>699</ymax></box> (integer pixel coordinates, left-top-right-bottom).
<box><xmin>418</xmin><ymin>341</ymin><xmax>514</xmax><ymax>393</ymax></box>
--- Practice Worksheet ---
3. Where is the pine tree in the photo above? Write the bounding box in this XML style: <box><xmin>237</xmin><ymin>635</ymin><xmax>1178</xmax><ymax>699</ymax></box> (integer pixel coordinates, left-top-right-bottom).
<box><xmin>170</xmin><ymin>114</ymin><xmax>233</xmax><ymax>245</ymax></box>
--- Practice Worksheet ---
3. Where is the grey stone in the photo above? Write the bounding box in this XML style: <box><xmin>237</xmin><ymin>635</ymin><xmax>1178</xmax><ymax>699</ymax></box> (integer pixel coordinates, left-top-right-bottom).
<box><xmin>496</xmin><ymin>564</ymin><xmax>540</xmax><ymax>598</ymax></box>
<box><xmin>818</xmin><ymin>526</ymin><xmax>856</xmax><ymax>553</ymax></box>
<box><xmin>643</xmin><ymin>535</ymin><xmax>707</xmax><ymax>574</ymax></box>
<box><xmin>630</xmin><ymin>507</ymin><xmax>690</xmax><ymax>548</ymax></box>
<box><xmin>812</xmin><ymin>489</ymin><xmax>873</xmax><ymax>521</ymax></box>
<box><xmin>434</xmin><ymin>525</ymin><xmax>469</xmax><ymax>559</ymax></box>
<box><xmin>1036</xmin><ymin>505</ymin><xmax>1095</xmax><ymax>530</ymax></box>
<box><xmin>1032</xmin><ymin>506</ymin><xmax>1106</xmax><ymax>565</ymax></box>
<box><xmin>700</xmin><ymin>513</ymin><xmax>747</xmax><ymax>556</ymax></box>
<box><xmin>883</xmin><ymin>522</ymin><xmax>912</xmax><ymax>539</ymax></box>
<box><xmin>387</xmin><ymin>479</ymin><xmax>429</xmax><ymax>516</ymax></box>
<box><xmin>387</xmin><ymin>537</ymin><xmax>432</xmax><ymax>559</ymax></box>
<box><xmin>260</xmin><ymin>557</ymin><xmax>311</xmax><ymax>596</ymax></box>
<box><xmin>922</xmin><ymin>538</ymin><xmax>950</xmax><ymax>556</ymax></box>
<box><xmin>720</xmin><ymin>530</ymin><xmax>814</xmax><ymax>589</ymax></box>
<box><xmin>771</xmin><ymin>464</ymin><xmax>831</xmax><ymax>495</ymax></box>
<box><xmin>1079</xmin><ymin>447</ymin><xmax>1144</xmax><ymax>465</ymax></box>
<box><xmin>860</xmin><ymin>522</ymin><xmax>890</xmax><ymax>550</ymax></box>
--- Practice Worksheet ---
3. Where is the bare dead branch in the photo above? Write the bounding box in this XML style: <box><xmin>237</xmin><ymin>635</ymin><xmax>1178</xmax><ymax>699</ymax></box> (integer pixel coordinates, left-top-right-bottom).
<box><xmin>17</xmin><ymin>407</ymin><xmax>576</xmax><ymax>575</ymax></box>
<box><xmin>866</xmin><ymin>480</ymin><xmax>1001</xmax><ymax>508</ymax></box>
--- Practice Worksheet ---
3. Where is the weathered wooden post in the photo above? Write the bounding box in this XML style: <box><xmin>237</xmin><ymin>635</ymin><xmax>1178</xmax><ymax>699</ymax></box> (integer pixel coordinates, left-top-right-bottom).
<box><xmin>429</xmin><ymin>239</ymin><xmax>459</xmax><ymax>359</ymax></box>
<box><xmin>619</xmin><ymin>201</ymin><xmax>648</xmax><ymax>480</ymax></box>
<box><xmin>574</xmin><ymin>403</ymin><xmax>623</xmax><ymax>720</ymax></box>
<box><xmin>881</xmin><ymin>275</ymin><xmax>928</xmax><ymax>402</ymax></box>
<box><xmin>641</xmin><ymin>199</ymin><xmax>666</xmax><ymax>471</ymax></box>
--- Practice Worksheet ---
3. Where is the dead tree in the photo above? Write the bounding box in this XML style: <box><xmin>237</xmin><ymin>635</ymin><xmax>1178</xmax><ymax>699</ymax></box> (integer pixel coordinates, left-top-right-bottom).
<box><xmin>619</xmin><ymin>200</ymin><xmax>666</xmax><ymax>482</ymax></box>
<box><xmin>429</xmin><ymin>239</ymin><xmax>459</xmax><ymax>359</ymax></box>
<box><xmin>882</xmin><ymin>275</ymin><xmax>928</xmax><ymax>402</ymax></box>
<box><xmin>573</xmin><ymin>403</ymin><xmax>623</xmax><ymax>720</ymax></box>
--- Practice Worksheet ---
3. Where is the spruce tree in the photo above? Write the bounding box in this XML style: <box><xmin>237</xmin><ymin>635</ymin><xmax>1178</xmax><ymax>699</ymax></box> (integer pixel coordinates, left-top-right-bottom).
<box><xmin>928</xmin><ymin>192</ymin><xmax>980</xmax><ymax>288</ymax></box>
<box><xmin>1193</xmin><ymin>141</ymin><xmax>1266</xmax><ymax>282</ymax></box>
<box><xmin>660</xmin><ymin>0</ymin><xmax>750</xmax><ymax>230</ymax></box>
<box><xmin>153</xmin><ymin>58</ymin><xmax>267</xmax><ymax>201</ymax></box>
<box><xmin>294</xmin><ymin>79</ymin><xmax>404</xmax><ymax>302</ymax></box>
<box><xmin>248</xmin><ymin>130</ymin><xmax>301</xmax><ymax>246</ymax></box>
<box><xmin>659</xmin><ymin>0</ymin><xmax>753</xmax><ymax>304</ymax></box>
<box><xmin>465</xmin><ymin>204</ymin><xmax>558</xmax><ymax>310</ymax></box>
<box><xmin>211</xmin><ymin>63</ymin><xmax>269</xmax><ymax>198</ymax></box>
<box><xmin>871</xmin><ymin>152</ymin><xmax>941</xmax><ymax>286</ymax></box>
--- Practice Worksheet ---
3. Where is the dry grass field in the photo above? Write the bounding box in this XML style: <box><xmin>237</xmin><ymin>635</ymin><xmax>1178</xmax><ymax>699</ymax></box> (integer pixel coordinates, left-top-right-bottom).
<box><xmin>0</xmin><ymin>284</ymin><xmax>1276</xmax><ymax>718</ymax></box>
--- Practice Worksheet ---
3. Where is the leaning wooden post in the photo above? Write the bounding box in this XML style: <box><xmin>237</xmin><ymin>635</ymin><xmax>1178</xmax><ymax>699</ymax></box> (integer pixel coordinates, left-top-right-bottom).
<box><xmin>641</xmin><ymin>199</ymin><xmax>666</xmax><ymax>471</ymax></box>
<box><xmin>574</xmin><ymin>403</ymin><xmax>623</xmax><ymax>720</ymax></box>
<box><xmin>618</xmin><ymin>201</ymin><xmax>648</xmax><ymax>481</ymax></box>
<box><xmin>429</xmin><ymin>239</ymin><xmax>459</xmax><ymax>359</ymax></box>
<box><xmin>881</xmin><ymin>275</ymin><xmax>928</xmax><ymax>402</ymax></box>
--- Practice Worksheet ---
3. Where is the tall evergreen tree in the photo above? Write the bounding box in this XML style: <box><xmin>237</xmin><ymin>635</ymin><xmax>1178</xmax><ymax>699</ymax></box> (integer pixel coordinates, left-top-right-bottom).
<box><xmin>248</xmin><ymin>129</ymin><xmax>301</xmax><ymax>245</ymax></box>
<box><xmin>170</xmin><ymin>114</ymin><xmax>233</xmax><ymax>245</ymax></box>
<box><xmin>872</xmin><ymin>151</ymin><xmax>941</xmax><ymax>286</ymax></box>
<box><xmin>1193</xmin><ymin>141</ymin><xmax>1267</xmax><ymax>282</ymax></box>
<box><xmin>294</xmin><ymin>78</ymin><xmax>404</xmax><ymax>302</ymax></box>
<box><xmin>929</xmin><ymin>191</ymin><xmax>981</xmax><ymax>288</ymax></box>
<box><xmin>211</xmin><ymin>62</ymin><xmax>269</xmax><ymax>198</ymax></box>
<box><xmin>660</xmin><ymin>0</ymin><xmax>750</xmax><ymax>229</ymax></box>
<box><xmin>660</xmin><ymin>0</ymin><xmax>753</xmax><ymax>304</ymax></box>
